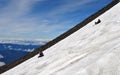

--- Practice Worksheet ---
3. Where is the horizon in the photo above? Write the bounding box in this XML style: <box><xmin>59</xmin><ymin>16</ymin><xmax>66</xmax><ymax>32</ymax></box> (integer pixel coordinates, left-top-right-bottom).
<box><xmin>0</xmin><ymin>0</ymin><xmax>112</xmax><ymax>40</ymax></box>
<box><xmin>0</xmin><ymin>38</ymin><xmax>51</xmax><ymax>41</ymax></box>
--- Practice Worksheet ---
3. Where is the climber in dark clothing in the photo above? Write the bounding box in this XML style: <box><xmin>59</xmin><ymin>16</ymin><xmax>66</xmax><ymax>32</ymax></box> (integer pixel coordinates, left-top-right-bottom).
<box><xmin>38</xmin><ymin>51</ymin><xmax>44</xmax><ymax>58</ymax></box>
<box><xmin>95</xmin><ymin>19</ymin><xmax>101</xmax><ymax>25</ymax></box>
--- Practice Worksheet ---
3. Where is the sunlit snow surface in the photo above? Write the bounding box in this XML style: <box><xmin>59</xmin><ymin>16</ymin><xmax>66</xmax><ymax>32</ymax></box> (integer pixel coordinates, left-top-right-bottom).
<box><xmin>1</xmin><ymin>2</ymin><xmax>120</xmax><ymax>75</ymax></box>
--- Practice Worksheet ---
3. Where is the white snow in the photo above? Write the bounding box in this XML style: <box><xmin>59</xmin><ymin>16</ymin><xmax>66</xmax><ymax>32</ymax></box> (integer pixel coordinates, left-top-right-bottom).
<box><xmin>1</xmin><ymin>2</ymin><xmax>120</xmax><ymax>75</ymax></box>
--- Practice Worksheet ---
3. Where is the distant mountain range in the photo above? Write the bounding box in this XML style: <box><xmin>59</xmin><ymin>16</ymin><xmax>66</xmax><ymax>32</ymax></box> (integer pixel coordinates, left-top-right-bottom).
<box><xmin>0</xmin><ymin>39</ymin><xmax>49</xmax><ymax>66</ymax></box>
<box><xmin>0</xmin><ymin>39</ymin><xmax>49</xmax><ymax>45</ymax></box>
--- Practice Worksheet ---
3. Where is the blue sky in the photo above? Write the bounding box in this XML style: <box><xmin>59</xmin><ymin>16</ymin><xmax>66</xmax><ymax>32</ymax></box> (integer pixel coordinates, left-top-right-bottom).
<box><xmin>0</xmin><ymin>0</ymin><xmax>112</xmax><ymax>40</ymax></box>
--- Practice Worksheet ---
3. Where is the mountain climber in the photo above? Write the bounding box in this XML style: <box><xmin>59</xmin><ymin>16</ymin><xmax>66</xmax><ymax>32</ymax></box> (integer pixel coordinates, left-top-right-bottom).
<box><xmin>38</xmin><ymin>51</ymin><xmax>44</xmax><ymax>58</ymax></box>
<box><xmin>95</xmin><ymin>19</ymin><xmax>101</xmax><ymax>25</ymax></box>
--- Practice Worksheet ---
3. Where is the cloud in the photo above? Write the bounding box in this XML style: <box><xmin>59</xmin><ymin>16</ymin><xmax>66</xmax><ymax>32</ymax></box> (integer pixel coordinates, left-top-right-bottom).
<box><xmin>0</xmin><ymin>62</ymin><xmax>5</xmax><ymax>66</ymax></box>
<box><xmin>0</xmin><ymin>54</ymin><xmax>5</xmax><ymax>66</ymax></box>
<box><xmin>0</xmin><ymin>0</ymin><xmax>45</xmax><ymax>17</ymax></box>
<box><xmin>0</xmin><ymin>0</ymin><xmax>97</xmax><ymax>40</ymax></box>
<box><xmin>0</xmin><ymin>54</ymin><xmax>4</xmax><ymax>58</ymax></box>
<box><xmin>46</xmin><ymin>0</ymin><xmax>96</xmax><ymax>17</ymax></box>
<box><xmin>0</xmin><ymin>0</ymin><xmax>51</xmax><ymax>39</ymax></box>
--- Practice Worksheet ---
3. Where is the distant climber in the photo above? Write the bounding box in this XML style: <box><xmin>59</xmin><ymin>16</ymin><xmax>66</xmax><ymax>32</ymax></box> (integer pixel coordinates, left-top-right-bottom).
<box><xmin>95</xmin><ymin>19</ymin><xmax>101</xmax><ymax>25</ymax></box>
<box><xmin>38</xmin><ymin>51</ymin><xmax>44</xmax><ymax>58</ymax></box>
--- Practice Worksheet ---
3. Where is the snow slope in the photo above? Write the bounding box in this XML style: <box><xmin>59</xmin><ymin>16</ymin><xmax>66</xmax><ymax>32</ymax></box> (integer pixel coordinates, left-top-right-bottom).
<box><xmin>1</xmin><ymin>2</ymin><xmax>120</xmax><ymax>75</ymax></box>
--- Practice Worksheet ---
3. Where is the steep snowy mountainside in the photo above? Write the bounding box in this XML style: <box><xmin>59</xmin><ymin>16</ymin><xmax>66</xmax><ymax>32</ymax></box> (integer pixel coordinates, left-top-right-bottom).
<box><xmin>1</xmin><ymin>2</ymin><xmax>120</xmax><ymax>75</ymax></box>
